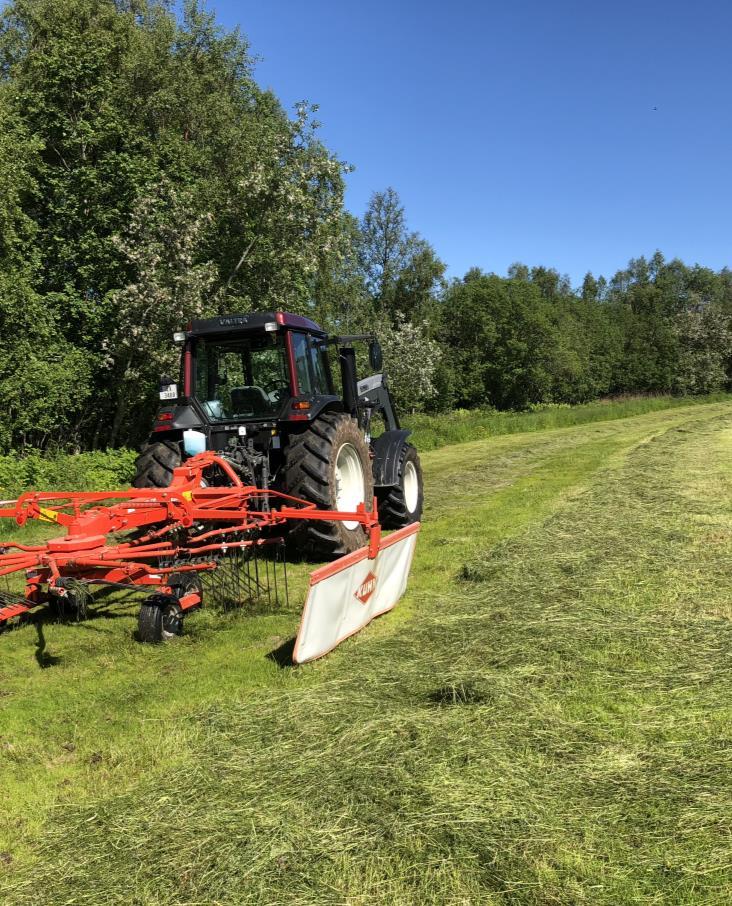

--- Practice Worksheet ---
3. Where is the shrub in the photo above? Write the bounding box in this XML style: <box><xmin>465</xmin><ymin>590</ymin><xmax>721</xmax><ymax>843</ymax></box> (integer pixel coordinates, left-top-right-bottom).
<box><xmin>0</xmin><ymin>448</ymin><xmax>137</xmax><ymax>496</ymax></box>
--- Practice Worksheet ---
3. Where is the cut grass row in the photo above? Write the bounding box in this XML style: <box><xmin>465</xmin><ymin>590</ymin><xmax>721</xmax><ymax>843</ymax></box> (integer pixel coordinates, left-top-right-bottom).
<box><xmin>2</xmin><ymin>399</ymin><xmax>732</xmax><ymax>902</ymax></box>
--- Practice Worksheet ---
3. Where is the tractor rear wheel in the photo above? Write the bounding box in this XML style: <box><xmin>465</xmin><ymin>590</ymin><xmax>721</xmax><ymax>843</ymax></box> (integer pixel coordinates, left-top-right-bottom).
<box><xmin>376</xmin><ymin>443</ymin><xmax>424</xmax><ymax>529</ymax></box>
<box><xmin>285</xmin><ymin>412</ymin><xmax>374</xmax><ymax>559</ymax></box>
<box><xmin>132</xmin><ymin>441</ymin><xmax>181</xmax><ymax>489</ymax></box>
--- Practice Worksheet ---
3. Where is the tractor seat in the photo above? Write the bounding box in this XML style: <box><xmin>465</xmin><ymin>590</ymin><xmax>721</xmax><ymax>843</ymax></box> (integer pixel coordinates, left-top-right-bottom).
<box><xmin>230</xmin><ymin>386</ymin><xmax>270</xmax><ymax>415</ymax></box>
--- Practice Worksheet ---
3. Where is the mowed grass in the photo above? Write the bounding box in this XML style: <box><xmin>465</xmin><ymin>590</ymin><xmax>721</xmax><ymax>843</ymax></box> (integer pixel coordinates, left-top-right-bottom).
<box><xmin>3</xmin><ymin>400</ymin><xmax>732</xmax><ymax>902</ymax></box>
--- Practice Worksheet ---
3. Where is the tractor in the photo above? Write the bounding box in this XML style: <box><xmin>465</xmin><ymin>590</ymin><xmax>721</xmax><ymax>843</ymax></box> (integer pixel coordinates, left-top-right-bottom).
<box><xmin>0</xmin><ymin>311</ymin><xmax>423</xmax><ymax>657</ymax></box>
<box><xmin>132</xmin><ymin>311</ymin><xmax>424</xmax><ymax>559</ymax></box>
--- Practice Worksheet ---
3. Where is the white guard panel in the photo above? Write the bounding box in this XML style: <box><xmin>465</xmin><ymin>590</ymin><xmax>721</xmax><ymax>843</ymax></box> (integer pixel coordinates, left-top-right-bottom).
<box><xmin>293</xmin><ymin>522</ymin><xmax>420</xmax><ymax>664</ymax></box>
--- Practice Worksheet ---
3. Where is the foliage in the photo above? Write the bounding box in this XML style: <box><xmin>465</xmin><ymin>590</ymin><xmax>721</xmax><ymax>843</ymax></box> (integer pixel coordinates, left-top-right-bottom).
<box><xmin>673</xmin><ymin>306</ymin><xmax>732</xmax><ymax>394</ymax></box>
<box><xmin>436</xmin><ymin>270</ymin><xmax>557</xmax><ymax>410</ymax></box>
<box><xmin>358</xmin><ymin>187</ymin><xmax>445</xmax><ymax>321</ymax></box>
<box><xmin>0</xmin><ymin>0</ymin><xmax>347</xmax><ymax>449</ymax></box>
<box><xmin>376</xmin><ymin>313</ymin><xmax>441</xmax><ymax>411</ymax></box>
<box><xmin>105</xmin><ymin>179</ymin><xmax>217</xmax><ymax>443</ymax></box>
<box><xmin>436</xmin><ymin>254</ymin><xmax>732</xmax><ymax>413</ymax></box>
<box><xmin>310</xmin><ymin>212</ymin><xmax>373</xmax><ymax>333</ymax></box>
<box><xmin>0</xmin><ymin>446</ymin><xmax>135</xmax><ymax>494</ymax></box>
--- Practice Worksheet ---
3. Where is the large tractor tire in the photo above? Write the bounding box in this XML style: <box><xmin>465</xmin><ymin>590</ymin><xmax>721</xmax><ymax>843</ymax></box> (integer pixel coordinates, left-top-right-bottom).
<box><xmin>376</xmin><ymin>443</ymin><xmax>424</xmax><ymax>529</ymax></box>
<box><xmin>132</xmin><ymin>440</ymin><xmax>181</xmax><ymax>489</ymax></box>
<box><xmin>285</xmin><ymin>412</ymin><xmax>374</xmax><ymax>559</ymax></box>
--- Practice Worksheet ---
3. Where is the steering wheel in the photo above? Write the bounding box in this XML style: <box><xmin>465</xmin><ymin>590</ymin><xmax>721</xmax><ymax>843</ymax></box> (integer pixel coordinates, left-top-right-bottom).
<box><xmin>261</xmin><ymin>379</ymin><xmax>287</xmax><ymax>393</ymax></box>
<box><xmin>261</xmin><ymin>380</ymin><xmax>288</xmax><ymax>401</ymax></box>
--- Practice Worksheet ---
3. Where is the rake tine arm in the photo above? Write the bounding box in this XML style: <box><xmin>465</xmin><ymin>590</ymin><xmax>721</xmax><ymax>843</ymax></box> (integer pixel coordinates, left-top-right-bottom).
<box><xmin>0</xmin><ymin>555</ymin><xmax>41</xmax><ymax>576</ymax></box>
<box><xmin>179</xmin><ymin>540</ymin><xmax>259</xmax><ymax>555</ymax></box>
<box><xmin>0</xmin><ymin>542</ymin><xmax>48</xmax><ymax>552</ymax></box>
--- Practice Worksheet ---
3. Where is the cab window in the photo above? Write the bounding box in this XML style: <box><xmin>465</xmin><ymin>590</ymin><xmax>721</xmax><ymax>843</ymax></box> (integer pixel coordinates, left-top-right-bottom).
<box><xmin>194</xmin><ymin>335</ymin><xmax>289</xmax><ymax>420</ymax></box>
<box><xmin>291</xmin><ymin>333</ymin><xmax>313</xmax><ymax>395</ymax></box>
<box><xmin>291</xmin><ymin>332</ymin><xmax>331</xmax><ymax>395</ymax></box>
<box><xmin>308</xmin><ymin>337</ymin><xmax>331</xmax><ymax>394</ymax></box>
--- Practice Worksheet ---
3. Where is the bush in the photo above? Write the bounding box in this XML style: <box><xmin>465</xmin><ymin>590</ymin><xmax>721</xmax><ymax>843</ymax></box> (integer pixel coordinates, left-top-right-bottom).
<box><xmin>0</xmin><ymin>448</ymin><xmax>137</xmax><ymax>496</ymax></box>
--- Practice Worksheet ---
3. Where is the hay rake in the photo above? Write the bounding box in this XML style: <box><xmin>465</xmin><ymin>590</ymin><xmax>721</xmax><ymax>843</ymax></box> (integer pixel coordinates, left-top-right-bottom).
<box><xmin>0</xmin><ymin>452</ymin><xmax>419</xmax><ymax>662</ymax></box>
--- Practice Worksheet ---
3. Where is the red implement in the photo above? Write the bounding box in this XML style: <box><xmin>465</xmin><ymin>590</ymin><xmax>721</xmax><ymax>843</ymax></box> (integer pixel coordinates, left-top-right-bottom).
<box><xmin>0</xmin><ymin>451</ymin><xmax>404</xmax><ymax>651</ymax></box>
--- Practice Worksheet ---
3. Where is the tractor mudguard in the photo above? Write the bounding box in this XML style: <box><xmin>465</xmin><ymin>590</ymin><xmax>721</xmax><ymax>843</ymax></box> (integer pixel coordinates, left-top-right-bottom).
<box><xmin>371</xmin><ymin>429</ymin><xmax>412</xmax><ymax>488</ymax></box>
<box><xmin>170</xmin><ymin>403</ymin><xmax>204</xmax><ymax>431</ymax></box>
<box><xmin>282</xmin><ymin>395</ymin><xmax>343</xmax><ymax>423</ymax></box>
<box><xmin>150</xmin><ymin>402</ymin><xmax>201</xmax><ymax>437</ymax></box>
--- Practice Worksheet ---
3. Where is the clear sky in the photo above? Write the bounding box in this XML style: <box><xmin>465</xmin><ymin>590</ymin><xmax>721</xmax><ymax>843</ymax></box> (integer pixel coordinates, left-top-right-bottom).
<box><xmin>209</xmin><ymin>0</ymin><xmax>731</xmax><ymax>286</ymax></box>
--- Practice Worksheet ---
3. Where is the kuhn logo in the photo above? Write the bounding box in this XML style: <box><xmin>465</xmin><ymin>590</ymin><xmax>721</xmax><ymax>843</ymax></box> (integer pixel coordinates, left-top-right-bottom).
<box><xmin>355</xmin><ymin>571</ymin><xmax>377</xmax><ymax>605</ymax></box>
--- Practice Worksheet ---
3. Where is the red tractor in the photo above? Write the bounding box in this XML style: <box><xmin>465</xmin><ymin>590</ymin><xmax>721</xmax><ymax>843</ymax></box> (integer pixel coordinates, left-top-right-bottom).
<box><xmin>133</xmin><ymin>311</ymin><xmax>424</xmax><ymax>558</ymax></box>
<box><xmin>0</xmin><ymin>311</ymin><xmax>423</xmax><ymax>657</ymax></box>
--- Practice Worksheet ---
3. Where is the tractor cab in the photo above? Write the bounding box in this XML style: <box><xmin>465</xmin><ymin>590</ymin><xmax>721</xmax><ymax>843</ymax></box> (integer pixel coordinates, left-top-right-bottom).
<box><xmin>164</xmin><ymin>311</ymin><xmax>339</xmax><ymax>433</ymax></box>
<box><xmin>193</xmin><ymin>330</ymin><xmax>291</xmax><ymax>422</ymax></box>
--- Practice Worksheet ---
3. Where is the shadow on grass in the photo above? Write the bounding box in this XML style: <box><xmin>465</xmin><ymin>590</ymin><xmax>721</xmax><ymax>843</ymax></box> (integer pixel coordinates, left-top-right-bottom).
<box><xmin>266</xmin><ymin>636</ymin><xmax>296</xmax><ymax>668</ymax></box>
<box><xmin>34</xmin><ymin>622</ymin><xmax>61</xmax><ymax>668</ymax></box>
<box><xmin>6</xmin><ymin>590</ymin><xmax>141</xmax><ymax>668</ymax></box>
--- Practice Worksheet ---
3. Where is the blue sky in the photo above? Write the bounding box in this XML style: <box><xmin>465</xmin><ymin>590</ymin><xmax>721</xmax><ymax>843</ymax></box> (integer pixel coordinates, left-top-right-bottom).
<box><xmin>210</xmin><ymin>0</ymin><xmax>731</xmax><ymax>286</ymax></box>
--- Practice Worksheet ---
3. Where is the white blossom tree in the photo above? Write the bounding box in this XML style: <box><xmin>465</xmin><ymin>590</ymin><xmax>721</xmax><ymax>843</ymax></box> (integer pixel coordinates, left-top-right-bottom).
<box><xmin>377</xmin><ymin>314</ymin><xmax>442</xmax><ymax>412</ymax></box>
<box><xmin>106</xmin><ymin>180</ymin><xmax>217</xmax><ymax>444</ymax></box>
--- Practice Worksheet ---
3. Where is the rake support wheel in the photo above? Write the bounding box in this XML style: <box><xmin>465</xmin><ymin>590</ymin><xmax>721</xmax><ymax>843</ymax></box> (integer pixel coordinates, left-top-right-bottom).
<box><xmin>138</xmin><ymin>594</ymin><xmax>184</xmax><ymax>644</ymax></box>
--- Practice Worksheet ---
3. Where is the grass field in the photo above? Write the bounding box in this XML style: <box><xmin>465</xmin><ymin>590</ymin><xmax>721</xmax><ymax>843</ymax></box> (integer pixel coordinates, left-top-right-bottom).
<box><xmin>3</xmin><ymin>399</ymin><xmax>732</xmax><ymax>903</ymax></box>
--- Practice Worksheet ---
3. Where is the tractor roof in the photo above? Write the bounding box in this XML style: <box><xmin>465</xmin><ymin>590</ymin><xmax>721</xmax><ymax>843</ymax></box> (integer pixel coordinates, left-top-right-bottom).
<box><xmin>188</xmin><ymin>311</ymin><xmax>325</xmax><ymax>337</ymax></box>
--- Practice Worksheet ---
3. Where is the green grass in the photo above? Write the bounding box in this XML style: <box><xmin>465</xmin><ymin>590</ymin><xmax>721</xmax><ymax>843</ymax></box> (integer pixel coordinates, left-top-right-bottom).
<box><xmin>4</xmin><ymin>398</ymin><xmax>732</xmax><ymax>902</ymax></box>
<box><xmin>403</xmin><ymin>392</ymin><xmax>732</xmax><ymax>450</ymax></box>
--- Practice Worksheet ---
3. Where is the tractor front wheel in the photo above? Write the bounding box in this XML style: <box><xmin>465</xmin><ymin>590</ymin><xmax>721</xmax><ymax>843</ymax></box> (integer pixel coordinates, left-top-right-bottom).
<box><xmin>376</xmin><ymin>443</ymin><xmax>424</xmax><ymax>529</ymax></box>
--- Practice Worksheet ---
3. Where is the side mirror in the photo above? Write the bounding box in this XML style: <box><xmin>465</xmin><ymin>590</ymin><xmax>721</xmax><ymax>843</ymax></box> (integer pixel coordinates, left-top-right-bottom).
<box><xmin>369</xmin><ymin>339</ymin><xmax>383</xmax><ymax>372</ymax></box>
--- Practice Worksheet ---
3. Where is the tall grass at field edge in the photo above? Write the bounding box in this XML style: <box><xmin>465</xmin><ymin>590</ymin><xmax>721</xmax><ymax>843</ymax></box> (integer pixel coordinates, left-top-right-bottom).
<box><xmin>402</xmin><ymin>392</ymin><xmax>732</xmax><ymax>450</ymax></box>
<box><xmin>0</xmin><ymin>448</ymin><xmax>137</xmax><ymax>497</ymax></box>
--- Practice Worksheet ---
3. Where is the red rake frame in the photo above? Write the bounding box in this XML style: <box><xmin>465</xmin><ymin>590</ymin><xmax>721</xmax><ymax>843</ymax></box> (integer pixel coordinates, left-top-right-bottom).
<box><xmin>0</xmin><ymin>451</ymin><xmax>381</xmax><ymax>628</ymax></box>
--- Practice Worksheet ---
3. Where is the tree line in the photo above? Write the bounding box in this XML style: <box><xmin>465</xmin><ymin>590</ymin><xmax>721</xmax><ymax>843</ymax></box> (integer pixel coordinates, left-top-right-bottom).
<box><xmin>0</xmin><ymin>0</ymin><xmax>730</xmax><ymax>452</ymax></box>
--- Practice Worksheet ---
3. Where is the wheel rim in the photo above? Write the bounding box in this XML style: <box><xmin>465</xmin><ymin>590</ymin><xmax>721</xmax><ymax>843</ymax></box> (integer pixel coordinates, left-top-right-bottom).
<box><xmin>161</xmin><ymin>603</ymin><xmax>183</xmax><ymax>640</ymax></box>
<box><xmin>403</xmin><ymin>460</ymin><xmax>419</xmax><ymax>514</ymax></box>
<box><xmin>335</xmin><ymin>443</ymin><xmax>365</xmax><ymax>531</ymax></box>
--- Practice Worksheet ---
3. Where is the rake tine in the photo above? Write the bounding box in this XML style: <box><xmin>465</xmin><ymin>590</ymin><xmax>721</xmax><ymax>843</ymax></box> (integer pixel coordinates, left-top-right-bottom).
<box><xmin>266</xmin><ymin>553</ymin><xmax>271</xmax><ymax>607</ymax></box>
<box><xmin>281</xmin><ymin>542</ymin><xmax>289</xmax><ymax>609</ymax></box>
<box><xmin>253</xmin><ymin>542</ymin><xmax>260</xmax><ymax>597</ymax></box>
<box><xmin>235</xmin><ymin>549</ymin><xmax>240</xmax><ymax>606</ymax></box>
<box><xmin>272</xmin><ymin>545</ymin><xmax>279</xmax><ymax>608</ymax></box>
